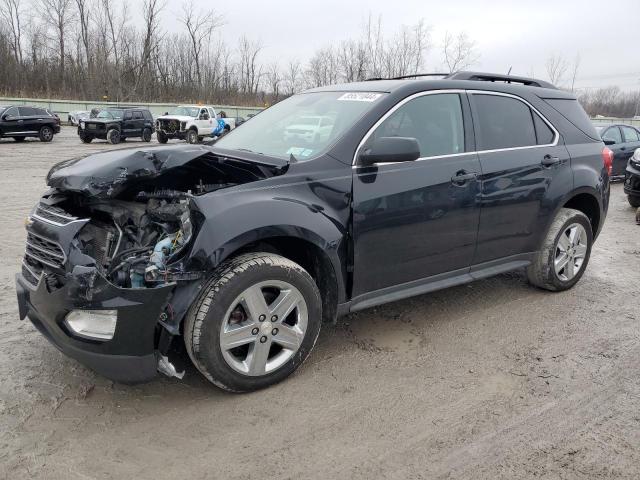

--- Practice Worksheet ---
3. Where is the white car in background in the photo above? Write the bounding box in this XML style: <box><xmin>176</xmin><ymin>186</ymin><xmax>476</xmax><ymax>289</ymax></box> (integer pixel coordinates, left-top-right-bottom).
<box><xmin>67</xmin><ymin>110</ymin><xmax>90</xmax><ymax>126</ymax></box>
<box><xmin>155</xmin><ymin>105</ymin><xmax>234</xmax><ymax>144</ymax></box>
<box><xmin>283</xmin><ymin>115</ymin><xmax>334</xmax><ymax>143</ymax></box>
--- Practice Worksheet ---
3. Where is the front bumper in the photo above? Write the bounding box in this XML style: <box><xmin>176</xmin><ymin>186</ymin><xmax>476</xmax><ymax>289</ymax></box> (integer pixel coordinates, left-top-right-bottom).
<box><xmin>78</xmin><ymin>126</ymin><xmax>107</xmax><ymax>139</ymax></box>
<box><xmin>624</xmin><ymin>162</ymin><xmax>640</xmax><ymax>197</ymax></box>
<box><xmin>16</xmin><ymin>211</ymin><xmax>176</xmax><ymax>383</ymax></box>
<box><xmin>16</xmin><ymin>269</ymin><xmax>173</xmax><ymax>383</ymax></box>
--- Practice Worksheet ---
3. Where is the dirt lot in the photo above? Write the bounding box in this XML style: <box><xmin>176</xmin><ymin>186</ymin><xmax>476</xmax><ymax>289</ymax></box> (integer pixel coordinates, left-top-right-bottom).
<box><xmin>0</xmin><ymin>127</ymin><xmax>639</xmax><ymax>479</ymax></box>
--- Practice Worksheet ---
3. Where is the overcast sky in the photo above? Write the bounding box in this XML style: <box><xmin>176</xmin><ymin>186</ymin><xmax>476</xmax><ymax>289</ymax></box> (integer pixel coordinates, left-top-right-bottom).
<box><xmin>164</xmin><ymin>0</ymin><xmax>639</xmax><ymax>91</ymax></box>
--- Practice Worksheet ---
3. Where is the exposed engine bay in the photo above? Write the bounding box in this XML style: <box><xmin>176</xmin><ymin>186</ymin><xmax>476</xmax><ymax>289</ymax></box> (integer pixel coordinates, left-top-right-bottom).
<box><xmin>40</xmin><ymin>146</ymin><xmax>286</xmax><ymax>290</ymax></box>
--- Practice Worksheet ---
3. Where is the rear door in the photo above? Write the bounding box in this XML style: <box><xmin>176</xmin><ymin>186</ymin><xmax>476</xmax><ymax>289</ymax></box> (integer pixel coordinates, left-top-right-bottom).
<box><xmin>352</xmin><ymin>91</ymin><xmax>481</xmax><ymax>296</ymax></box>
<box><xmin>601</xmin><ymin>126</ymin><xmax>627</xmax><ymax>176</ymax></box>
<box><xmin>133</xmin><ymin>110</ymin><xmax>145</xmax><ymax>135</ymax></box>
<box><xmin>122</xmin><ymin>110</ymin><xmax>135</xmax><ymax>136</ymax></box>
<box><xmin>469</xmin><ymin>91</ymin><xmax>572</xmax><ymax>265</ymax></box>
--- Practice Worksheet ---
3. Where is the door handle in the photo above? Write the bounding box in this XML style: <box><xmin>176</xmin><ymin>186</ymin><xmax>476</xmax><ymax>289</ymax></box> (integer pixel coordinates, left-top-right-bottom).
<box><xmin>17</xmin><ymin>119</ymin><xmax>23</xmax><ymax>123</ymax></box>
<box><xmin>541</xmin><ymin>154</ymin><xmax>561</xmax><ymax>167</ymax></box>
<box><xmin>451</xmin><ymin>171</ymin><xmax>478</xmax><ymax>185</ymax></box>
<box><xmin>620</xmin><ymin>146</ymin><xmax>627</xmax><ymax>151</ymax></box>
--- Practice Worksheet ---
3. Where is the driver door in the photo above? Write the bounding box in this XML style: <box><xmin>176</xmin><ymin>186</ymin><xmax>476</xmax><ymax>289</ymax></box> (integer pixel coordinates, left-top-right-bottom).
<box><xmin>1</xmin><ymin>107</ymin><xmax>22</xmax><ymax>135</ymax></box>
<box><xmin>352</xmin><ymin>92</ymin><xmax>481</xmax><ymax>298</ymax></box>
<box><xmin>197</xmin><ymin>108</ymin><xmax>213</xmax><ymax>136</ymax></box>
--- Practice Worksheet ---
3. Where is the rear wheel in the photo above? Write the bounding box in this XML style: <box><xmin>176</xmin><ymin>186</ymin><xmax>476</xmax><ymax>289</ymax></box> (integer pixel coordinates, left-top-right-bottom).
<box><xmin>157</xmin><ymin>131</ymin><xmax>168</xmax><ymax>144</ymax></box>
<box><xmin>627</xmin><ymin>195</ymin><xmax>640</xmax><ymax>208</ymax></box>
<box><xmin>184</xmin><ymin>253</ymin><xmax>322</xmax><ymax>392</ymax></box>
<box><xmin>106</xmin><ymin>128</ymin><xmax>121</xmax><ymax>144</ymax></box>
<box><xmin>187</xmin><ymin>129</ymin><xmax>199</xmax><ymax>144</ymax></box>
<box><xmin>13</xmin><ymin>137</ymin><xmax>25</xmax><ymax>142</ymax></box>
<box><xmin>527</xmin><ymin>208</ymin><xmax>593</xmax><ymax>292</ymax></box>
<box><xmin>142</xmin><ymin>128</ymin><xmax>152</xmax><ymax>142</ymax></box>
<box><xmin>39</xmin><ymin>126</ymin><xmax>53</xmax><ymax>142</ymax></box>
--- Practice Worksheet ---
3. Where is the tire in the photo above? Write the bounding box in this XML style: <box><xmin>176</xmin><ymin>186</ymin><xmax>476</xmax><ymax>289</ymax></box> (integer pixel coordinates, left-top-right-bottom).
<box><xmin>39</xmin><ymin>126</ymin><xmax>54</xmax><ymax>142</ymax></box>
<box><xmin>142</xmin><ymin>128</ymin><xmax>152</xmax><ymax>142</ymax></box>
<box><xmin>13</xmin><ymin>137</ymin><xmax>25</xmax><ymax>142</ymax></box>
<box><xmin>79</xmin><ymin>133</ymin><xmax>93</xmax><ymax>144</ymax></box>
<box><xmin>106</xmin><ymin>128</ymin><xmax>121</xmax><ymax>144</ymax></box>
<box><xmin>627</xmin><ymin>195</ymin><xmax>640</xmax><ymax>208</ymax></box>
<box><xmin>187</xmin><ymin>128</ymin><xmax>199</xmax><ymax>144</ymax></box>
<box><xmin>157</xmin><ymin>131</ymin><xmax>168</xmax><ymax>144</ymax></box>
<box><xmin>184</xmin><ymin>252</ymin><xmax>323</xmax><ymax>392</ymax></box>
<box><xmin>527</xmin><ymin>208</ymin><xmax>593</xmax><ymax>292</ymax></box>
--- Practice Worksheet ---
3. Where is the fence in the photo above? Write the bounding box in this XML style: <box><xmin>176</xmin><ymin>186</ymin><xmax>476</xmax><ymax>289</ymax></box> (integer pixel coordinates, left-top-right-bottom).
<box><xmin>0</xmin><ymin>97</ymin><xmax>263</xmax><ymax>119</ymax></box>
<box><xmin>592</xmin><ymin>117</ymin><xmax>640</xmax><ymax>127</ymax></box>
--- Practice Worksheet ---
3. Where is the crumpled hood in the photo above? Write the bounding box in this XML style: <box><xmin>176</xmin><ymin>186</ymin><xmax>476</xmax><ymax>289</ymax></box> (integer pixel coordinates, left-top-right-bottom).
<box><xmin>46</xmin><ymin>145</ymin><xmax>287</xmax><ymax>198</ymax></box>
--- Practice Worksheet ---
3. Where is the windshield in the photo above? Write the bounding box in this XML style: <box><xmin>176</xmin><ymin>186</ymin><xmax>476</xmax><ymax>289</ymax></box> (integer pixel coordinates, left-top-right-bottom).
<box><xmin>169</xmin><ymin>106</ymin><xmax>200</xmax><ymax>117</ymax></box>
<box><xmin>215</xmin><ymin>91</ymin><xmax>386</xmax><ymax>160</ymax></box>
<box><xmin>97</xmin><ymin>109</ymin><xmax>123</xmax><ymax>120</ymax></box>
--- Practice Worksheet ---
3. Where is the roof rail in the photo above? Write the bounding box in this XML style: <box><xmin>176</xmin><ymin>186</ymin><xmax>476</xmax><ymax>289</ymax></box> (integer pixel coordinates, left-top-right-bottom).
<box><xmin>365</xmin><ymin>73</ymin><xmax>450</xmax><ymax>81</ymax></box>
<box><xmin>446</xmin><ymin>71</ymin><xmax>557</xmax><ymax>89</ymax></box>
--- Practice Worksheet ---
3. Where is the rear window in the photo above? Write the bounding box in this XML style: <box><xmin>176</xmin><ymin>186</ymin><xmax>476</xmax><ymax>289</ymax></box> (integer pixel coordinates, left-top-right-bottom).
<box><xmin>543</xmin><ymin>98</ymin><xmax>600</xmax><ymax>141</ymax></box>
<box><xmin>473</xmin><ymin>94</ymin><xmax>537</xmax><ymax>150</ymax></box>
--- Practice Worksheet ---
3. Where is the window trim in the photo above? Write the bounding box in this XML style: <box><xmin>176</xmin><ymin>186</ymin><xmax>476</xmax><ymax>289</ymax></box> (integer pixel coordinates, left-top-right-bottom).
<box><xmin>468</xmin><ymin>90</ymin><xmax>559</xmax><ymax>153</ymax></box>
<box><xmin>353</xmin><ymin>89</ymin><xmax>468</xmax><ymax>165</ymax></box>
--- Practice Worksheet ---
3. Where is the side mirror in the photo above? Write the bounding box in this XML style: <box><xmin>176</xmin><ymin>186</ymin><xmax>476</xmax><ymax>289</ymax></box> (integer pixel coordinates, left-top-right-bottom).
<box><xmin>603</xmin><ymin>138</ymin><xmax>616</xmax><ymax>146</ymax></box>
<box><xmin>359</xmin><ymin>137</ymin><xmax>421</xmax><ymax>166</ymax></box>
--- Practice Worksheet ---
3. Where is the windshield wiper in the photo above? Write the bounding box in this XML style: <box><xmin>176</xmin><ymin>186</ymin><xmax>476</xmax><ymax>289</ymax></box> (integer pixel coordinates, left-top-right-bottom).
<box><xmin>236</xmin><ymin>148</ymin><xmax>265</xmax><ymax>155</ymax></box>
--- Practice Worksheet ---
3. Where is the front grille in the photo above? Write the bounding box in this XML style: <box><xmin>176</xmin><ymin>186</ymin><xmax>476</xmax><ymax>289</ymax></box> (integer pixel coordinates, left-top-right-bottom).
<box><xmin>22</xmin><ymin>257</ymin><xmax>41</xmax><ymax>286</ymax></box>
<box><xmin>33</xmin><ymin>202</ymin><xmax>80</xmax><ymax>226</ymax></box>
<box><xmin>25</xmin><ymin>231</ymin><xmax>66</xmax><ymax>269</ymax></box>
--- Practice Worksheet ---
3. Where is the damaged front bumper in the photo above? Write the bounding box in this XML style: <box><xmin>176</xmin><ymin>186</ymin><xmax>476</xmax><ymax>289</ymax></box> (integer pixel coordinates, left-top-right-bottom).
<box><xmin>16</xmin><ymin>267</ymin><xmax>174</xmax><ymax>383</ymax></box>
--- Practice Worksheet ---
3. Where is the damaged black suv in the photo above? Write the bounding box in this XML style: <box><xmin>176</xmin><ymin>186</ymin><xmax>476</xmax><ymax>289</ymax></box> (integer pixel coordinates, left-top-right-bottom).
<box><xmin>16</xmin><ymin>72</ymin><xmax>610</xmax><ymax>392</ymax></box>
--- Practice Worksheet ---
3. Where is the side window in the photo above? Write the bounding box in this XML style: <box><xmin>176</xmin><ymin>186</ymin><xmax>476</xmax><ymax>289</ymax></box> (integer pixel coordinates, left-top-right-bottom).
<box><xmin>367</xmin><ymin>93</ymin><xmax>465</xmax><ymax>158</ymax></box>
<box><xmin>208</xmin><ymin>108</ymin><xmax>216</xmax><ymax>118</ymax></box>
<box><xmin>602</xmin><ymin>127</ymin><xmax>622</xmax><ymax>145</ymax></box>
<box><xmin>124</xmin><ymin>110</ymin><xmax>133</xmax><ymax>120</ymax></box>
<box><xmin>533</xmin><ymin>113</ymin><xmax>555</xmax><ymax>145</ymax></box>
<box><xmin>200</xmin><ymin>108</ymin><xmax>208</xmax><ymax>118</ymax></box>
<box><xmin>622</xmin><ymin>126</ymin><xmax>640</xmax><ymax>143</ymax></box>
<box><xmin>143</xmin><ymin>110</ymin><xmax>152</xmax><ymax>120</ymax></box>
<box><xmin>133</xmin><ymin>111</ymin><xmax>143</xmax><ymax>119</ymax></box>
<box><xmin>19</xmin><ymin>106</ymin><xmax>37</xmax><ymax>116</ymax></box>
<box><xmin>4</xmin><ymin>107</ymin><xmax>19</xmax><ymax>117</ymax></box>
<box><xmin>32</xmin><ymin>108</ymin><xmax>48</xmax><ymax>116</ymax></box>
<box><xmin>473</xmin><ymin>94</ymin><xmax>537</xmax><ymax>150</ymax></box>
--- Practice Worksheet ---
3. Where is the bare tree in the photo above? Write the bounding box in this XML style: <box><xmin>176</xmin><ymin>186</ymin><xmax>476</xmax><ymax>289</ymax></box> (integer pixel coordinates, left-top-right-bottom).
<box><xmin>545</xmin><ymin>54</ymin><xmax>568</xmax><ymax>87</ymax></box>
<box><xmin>137</xmin><ymin>0</ymin><xmax>165</xmax><ymax>99</ymax></box>
<box><xmin>442</xmin><ymin>31</ymin><xmax>478</xmax><ymax>73</ymax></box>
<box><xmin>0</xmin><ymin>0</ymin><xmax>23</xmax><ymax>65</ymax></box>
<box><xmin>569</xmin><ymin>53</ymin><xmax>581</xmax><ymax>93</ymax></box>
<box><xmin>284</xmin><ymin>59</ymin><xmax>301</xmax><ymax>95</ymax></box>
<box><xmin>40</xmin><ymin>0</ymin><xmax>75</xmax><ymax>92</ymax></box>
<box><xmin>237</xmin><ymin>35</ymin><xmax>262</xmax><ymax>94</ymax></box>
<box><xmin>179</xmin><ymin>0</ymin><xmax>223</xmax><ymax>87</ymax></box>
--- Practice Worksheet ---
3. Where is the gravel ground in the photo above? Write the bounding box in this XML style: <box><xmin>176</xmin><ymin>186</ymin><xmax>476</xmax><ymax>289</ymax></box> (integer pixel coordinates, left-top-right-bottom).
<box><xmin>1</xmin><ymin>127</ymin><xmax>639</xmax><ymax>479</ymax></box>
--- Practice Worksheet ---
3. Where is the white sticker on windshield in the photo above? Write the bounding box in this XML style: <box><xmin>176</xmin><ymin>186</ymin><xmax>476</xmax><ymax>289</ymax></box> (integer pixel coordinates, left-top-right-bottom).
<box><xmin>337</xmin><ymin>92</ymin><xmax>382</xmax><ymax>102</ymax></box>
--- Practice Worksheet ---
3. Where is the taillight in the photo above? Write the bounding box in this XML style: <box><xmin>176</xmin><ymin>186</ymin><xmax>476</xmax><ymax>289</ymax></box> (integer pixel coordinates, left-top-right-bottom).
<box><xmin>602</xmin><ymin>147</ymin><xmax>613</xmax><ymax>176</ymax></box>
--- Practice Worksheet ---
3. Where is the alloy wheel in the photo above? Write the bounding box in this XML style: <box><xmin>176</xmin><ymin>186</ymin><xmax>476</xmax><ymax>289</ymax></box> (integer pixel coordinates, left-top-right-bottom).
<box><xmin>219</xmin><ymin>280</ymin><xmax>308</xmax><ymax>376</ymax></box>
<box><xmin>554</xmin><ymin>223</ymin><xmax>588</xmax><ymax>281</ymax></box>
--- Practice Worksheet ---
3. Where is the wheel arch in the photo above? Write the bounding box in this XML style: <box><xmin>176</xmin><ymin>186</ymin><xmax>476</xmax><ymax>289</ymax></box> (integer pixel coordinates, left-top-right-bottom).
<box><xmin>210</xmin><ymin>229</ymin><xmax>343</xmax><ymax>324</ymax></box>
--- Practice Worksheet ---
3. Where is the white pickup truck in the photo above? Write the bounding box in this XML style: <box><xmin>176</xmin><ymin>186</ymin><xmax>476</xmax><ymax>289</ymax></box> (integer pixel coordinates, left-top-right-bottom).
<box><xmin>155</xmin><ymin>105</ymin><xmax>234</xmax><ymax>144</ymax></box>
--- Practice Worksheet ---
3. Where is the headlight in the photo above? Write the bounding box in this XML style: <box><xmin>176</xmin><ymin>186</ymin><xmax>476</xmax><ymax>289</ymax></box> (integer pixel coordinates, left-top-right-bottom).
<box><xmin>79</xmin><ymin>121</ymin><xmax>84</xmax><ymax>128</ymax></box>
<box><xmin>65</xmin><ymin>309</ymin><xmax>117</xmax><ymax>341</ymax></box>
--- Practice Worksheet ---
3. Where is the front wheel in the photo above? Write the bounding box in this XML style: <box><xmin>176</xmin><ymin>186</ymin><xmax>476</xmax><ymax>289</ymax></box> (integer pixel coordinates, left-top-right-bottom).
<box><xmin>627</xmin><ymin>195</ymin><xmax>640</xmax><ymax>208</ymax></box>
<box><xmin>39</xmin><ymin>126</ymin><xmax>54</xmax><ymax>142</ymax></box>
<box><xmin>186</xmin><ymin>129</ymin><xmax>199</xmax><ymax>144</ymax></box>
<box><xmin>184</xmin><ymin>253</ymin><xmax>322</xmax><ymax>392</ymax></box>
<box><xmin>527</xmin><ymin>208</ymin><xmax>593</xmax><ymax>291</ymax></box>
<box><xmin>157</xmin><ymin>131</ymin><xmax>168</xmax><ymax>144</ymax></box>
<box><xmin>106</xmin><ymin>128</ymin><xmax>121</xmax><ymax>144</ymax></box>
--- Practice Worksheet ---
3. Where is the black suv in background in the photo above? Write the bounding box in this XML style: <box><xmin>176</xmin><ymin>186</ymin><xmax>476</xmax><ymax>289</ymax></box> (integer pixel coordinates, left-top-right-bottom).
<box><xmin>16</xmin><ymin>72</ymin><xmax>610</xmax><ymax>392</ymax></box>
<box><xmin>78</xmin><ymin>107</ymin><xmax>154</xmax><ymax>144</ymax></box>
<box><xmin>0</xmin><ymin>105</ymin><xmax>61</xmax><ymax>142</ymax></box>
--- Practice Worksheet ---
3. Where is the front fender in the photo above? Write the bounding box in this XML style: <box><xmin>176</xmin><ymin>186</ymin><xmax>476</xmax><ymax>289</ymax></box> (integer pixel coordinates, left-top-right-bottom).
<box><xmin>186</xmin><ymin>181</ymin><xmax>351</xmax><ymax>302</ymax></box>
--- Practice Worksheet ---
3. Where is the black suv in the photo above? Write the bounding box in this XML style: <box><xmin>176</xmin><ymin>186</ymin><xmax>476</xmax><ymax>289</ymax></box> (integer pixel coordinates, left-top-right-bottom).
<box><xmin>78</xmin><ymin>107</ymin><xmax>154</xmax><ymax>144</ymax></box>
<box><xmin>0</xmin><ymin>105</ymin><xmax>60</xmax><ymax>142</ymax></box>
<box><xmin>16</xmin><ymin>72</ymin><xmax>610</xmax><ymax>392</ymax></box>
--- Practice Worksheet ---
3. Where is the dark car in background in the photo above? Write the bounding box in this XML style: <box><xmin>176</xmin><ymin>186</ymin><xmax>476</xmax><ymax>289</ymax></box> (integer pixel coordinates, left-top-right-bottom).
<box><xmin>78</xmin><ymin>107</ymin><xmax>154</xmax><ymax>144</ymax></box>
<box><xmin>623</xmin><ymin>148</ymin><xmax>640</xmax><ymax>207</ymax></box>
<box><xmin>0</xmin><ymin>105</ymin><xmax>61</xmax><ymax>142</ymax></box>
<box><xmin>594</xmin><ymin>123</ymin><xmax>640</xmax><ymax>177</ymax></box>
